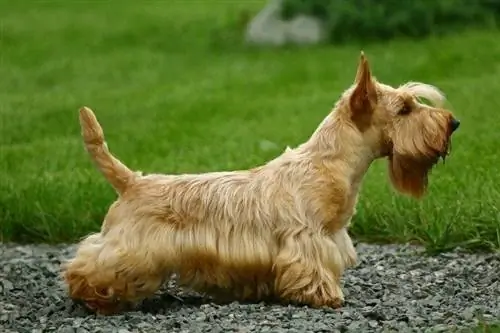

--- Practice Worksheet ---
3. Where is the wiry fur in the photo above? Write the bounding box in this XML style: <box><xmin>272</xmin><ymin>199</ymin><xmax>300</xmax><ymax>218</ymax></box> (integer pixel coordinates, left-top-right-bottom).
<box><xmin>62</xmin><ymin>52</ymin><xmax>459</xmax><ymax>314</ymax></box>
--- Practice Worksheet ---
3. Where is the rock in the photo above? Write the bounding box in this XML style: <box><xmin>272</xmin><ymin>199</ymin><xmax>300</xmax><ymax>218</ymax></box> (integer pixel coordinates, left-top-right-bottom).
<box><xmin>2</xmin><ymin>242</ymin><xmax>499</xmax><ymax>332</ymax></box>
<box><xmin>285</xmin><ymin>15</ymin><xmax>325</xmax><ymax>45</ymax></box>
<box><xmin>245</xmin><ymin>0</ymin><xmax>326</xmax><ymax>46</ymax></box>
<box><xmin>57</xmin><ymin>327</ymin><xmax>75</xmax><ymax>333</ymax></box>
<box><xmin>259</xmin><ymin>139</ymin><xmax>279</xmax><ymax>152</ymax></box>
<box><xmin>2</xmin><ymin>279</ymin><xmax>14</xmax><ymax>292</ymax></box>
<box><xmin>461</xmin><ymin>307</ymin><xmax>475</xmax><ymax>320</ymax></box>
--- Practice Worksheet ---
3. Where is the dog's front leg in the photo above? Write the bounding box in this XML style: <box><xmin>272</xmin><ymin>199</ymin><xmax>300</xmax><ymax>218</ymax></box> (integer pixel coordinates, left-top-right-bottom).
<box><xmin>332</xmin><ymin>228</ymin><xmax>358</xmax><ymax>268</ymax></box>
<box><xmin>273</xmin><ymin>229</ymin><xmax>344</xmax><ymax>308</ymax></box>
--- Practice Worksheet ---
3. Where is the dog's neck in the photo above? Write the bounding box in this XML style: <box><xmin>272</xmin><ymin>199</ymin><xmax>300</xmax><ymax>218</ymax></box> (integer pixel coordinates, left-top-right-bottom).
<box><xmin>299</xmin><ymin>110</ymin><xmax>377</xmax><ymax>186</ymax></box>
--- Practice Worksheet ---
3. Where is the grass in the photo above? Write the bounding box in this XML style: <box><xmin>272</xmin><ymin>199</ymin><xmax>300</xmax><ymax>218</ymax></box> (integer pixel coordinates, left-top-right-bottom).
<box><xmin>472</xmin><ymin>323</ymin><xmax>500</xmax><ymax>333</ymax></box>
<box><xmin>0</xmin><ymin>1</ymin><xmax>499</xmax><ymax>254</ymax></box>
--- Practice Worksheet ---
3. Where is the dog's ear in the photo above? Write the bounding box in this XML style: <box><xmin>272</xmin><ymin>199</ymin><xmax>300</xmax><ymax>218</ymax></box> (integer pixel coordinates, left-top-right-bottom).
<box><xmin>350</xmin><ymin>52</ymin><xmax>378</xmax><ymax>117</ymax></box>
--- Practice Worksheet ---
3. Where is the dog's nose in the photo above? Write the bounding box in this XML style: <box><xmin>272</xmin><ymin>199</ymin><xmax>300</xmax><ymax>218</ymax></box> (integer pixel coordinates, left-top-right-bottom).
<box><xmin>450</xmin><ymin>118</ymin><xmax>460</xmax><ymax>132</ymax></box>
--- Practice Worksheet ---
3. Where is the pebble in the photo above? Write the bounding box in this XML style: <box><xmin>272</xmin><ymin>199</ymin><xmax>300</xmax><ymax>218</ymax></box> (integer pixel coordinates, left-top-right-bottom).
<box><xmin>0</xmin><ymin>243</ymin><xmax>498</xmax><ymax>332</ymax></box>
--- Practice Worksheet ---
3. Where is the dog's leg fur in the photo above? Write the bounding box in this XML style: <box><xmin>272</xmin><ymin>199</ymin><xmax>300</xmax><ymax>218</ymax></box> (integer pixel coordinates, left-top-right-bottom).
<box><xmin>273</xmin><ymin>228</ymin><xmax>345</xmax><ymax>308</ymax></box>
<box><xmin>333</xmin><ymin>228</ymin><xmax>357</xmax><ymax>268</ymax></box>
<box><xmin>64</xmin><ymin>231</ymin><xmax>167</xmax><ymax>314</ymax></box>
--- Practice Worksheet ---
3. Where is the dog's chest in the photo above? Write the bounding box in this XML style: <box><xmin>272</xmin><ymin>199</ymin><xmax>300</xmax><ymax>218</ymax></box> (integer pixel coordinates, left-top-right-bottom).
<box><xmin>318</xmin><ymin>182</ymin><xmax>359</xmax><ymax>234</ymax></box>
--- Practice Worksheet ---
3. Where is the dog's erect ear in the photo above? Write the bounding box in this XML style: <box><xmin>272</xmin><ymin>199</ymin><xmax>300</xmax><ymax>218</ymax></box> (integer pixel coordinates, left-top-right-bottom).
<box><xmin>353</xmin><ymin>51</ymin><xmax>370</xmax><ymax>84</ymax></box>
<box><xmin>350</xmin><ymin>52</ymin><xmax>377</xmax><ymax>117</ymax></box>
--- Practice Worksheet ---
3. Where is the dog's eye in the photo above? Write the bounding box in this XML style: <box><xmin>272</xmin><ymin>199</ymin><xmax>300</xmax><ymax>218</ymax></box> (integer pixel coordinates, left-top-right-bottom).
<box><xmin>398</xmin><ymin>105</ymin><xmax>411</xmax><ymax>115</ymax></box>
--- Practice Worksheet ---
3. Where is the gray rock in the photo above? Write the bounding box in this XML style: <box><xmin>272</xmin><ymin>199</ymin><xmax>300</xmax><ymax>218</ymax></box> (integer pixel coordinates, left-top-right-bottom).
<box><xmin>117</xmin><ymin>329</ymin><xmax>131</xmax><ymax>333</ymax></box>
<box><xmin>57</xmin><ymin>327</ymin><xmax>75</xmax><ymax>333</ymax></box>
<box><xmin>259</xmin><ymin>139</ymin><xmax>279</xmax><ymax>152</ymax></box>
<box><xmin>245</xmin><ymin>0</ymin><xmax>326</xmax><ymax>46</ymax></box>
<box><xmin>0</xmin><ymin>242</ymin><xmax>499</xmax><ymax>332</ymax></box>
<box><xmin>2</xmin><ymin>279</ymin><xmax>14</xmax><ymax>291</ymax></box>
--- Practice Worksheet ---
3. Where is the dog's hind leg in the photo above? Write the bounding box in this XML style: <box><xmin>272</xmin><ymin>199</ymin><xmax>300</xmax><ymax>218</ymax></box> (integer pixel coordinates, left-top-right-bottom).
<box><xmin>62</xmin><ymin>232</ymin><xmax>167</xmax><ymax>314</ymax></box>
<box><xmin>273</xmin><ymin>229</ymin><xmax>345</xmax><ymax>308</ymax></box>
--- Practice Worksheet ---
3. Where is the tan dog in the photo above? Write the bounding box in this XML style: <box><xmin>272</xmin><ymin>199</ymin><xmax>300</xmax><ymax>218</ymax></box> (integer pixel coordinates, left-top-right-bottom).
<box><xmin>62</xmin><ymin>52</ymin><xmax>460</xmax><ymax>314</ymax></box>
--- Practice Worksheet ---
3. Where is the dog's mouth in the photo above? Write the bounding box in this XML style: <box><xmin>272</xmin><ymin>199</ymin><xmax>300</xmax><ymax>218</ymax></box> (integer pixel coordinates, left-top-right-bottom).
<box><xmin>440</xmin><ymin>117</ymin><xmax>459</xmax><ymax>164</ymax></box>
<box><xmin>425</xmin><ymin>137</ymin><xmax>452</xmax><ymax>167</ymax></box>
<box><xmin>435</xmin><ymin>135</ymin><xmax>452</xmax><ymax>164</ymax></box>
<box><xmin>76</xmin><ymin>297</ymin><xmax>128</xmax><ymax>315</ymax></box>
<box><xmin>438</xmin><ymin>139</ymin><xmax>452</xmax><ymax>164</ymax></box>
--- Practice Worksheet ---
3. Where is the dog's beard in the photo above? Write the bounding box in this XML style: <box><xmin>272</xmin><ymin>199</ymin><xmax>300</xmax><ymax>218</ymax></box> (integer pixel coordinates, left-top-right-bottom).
<box><xmin>387</xmin><ymin>129</ymin><xmax>453</xmax><ymax>198</ymax></box>
<box><xmin>387</xmin><ymin>153</ymin><xmax>436</xmax><ymax>198</ymax></box>
<box><xmin>439</xmin><ymin>138</ymin><xmax>452</xmax><ymax>164</ymax></box>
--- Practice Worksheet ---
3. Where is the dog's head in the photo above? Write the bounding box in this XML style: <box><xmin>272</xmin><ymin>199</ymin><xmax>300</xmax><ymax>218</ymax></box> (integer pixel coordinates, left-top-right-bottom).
<box><xmin>61</xmin><ymin>233</ymin><xmax>135</xmax><ymax>315</ymax></box>
<box><xmin>62</xmin><ymin>245</ymin><xmax>129</xmax><ymax>315</ymax></box>
<box><xmin>345</xmin><ymin>52</ymin><xmax>459</xmax><ymax>198</ymax></box>
<box><xmin>63</xmin><ymin>268</ymin><xmax>128</xmax><ymax>315</ymax></box>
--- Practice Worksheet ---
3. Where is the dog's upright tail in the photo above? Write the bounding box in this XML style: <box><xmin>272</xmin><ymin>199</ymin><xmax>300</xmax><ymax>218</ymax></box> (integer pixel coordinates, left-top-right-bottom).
<box><xmin>79</xmin><ymin>106</ymin><xmax>136</xmax><ymax>195</ymax></box>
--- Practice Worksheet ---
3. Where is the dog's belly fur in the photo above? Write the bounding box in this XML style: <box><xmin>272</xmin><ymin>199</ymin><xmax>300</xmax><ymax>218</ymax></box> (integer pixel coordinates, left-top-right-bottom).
<box><xmin>173</xmin><ymin>224</ymin><xmax>277</xmax><ymax>301</ymax></box>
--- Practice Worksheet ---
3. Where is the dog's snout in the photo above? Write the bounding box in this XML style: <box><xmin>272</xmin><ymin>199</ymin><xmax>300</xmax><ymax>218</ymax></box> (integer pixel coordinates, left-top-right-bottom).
<box><xmin>450</xmin><ymin>118</ymin><xmax>460</xmax><ymax>132</ymax></box>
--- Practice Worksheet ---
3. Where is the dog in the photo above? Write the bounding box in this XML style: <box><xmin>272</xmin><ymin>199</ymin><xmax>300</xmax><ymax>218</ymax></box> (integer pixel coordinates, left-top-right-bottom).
<box><xmin>62</xmin><ymin>52</ymin><xmax>460</xmax><ymax>314</ymax></box>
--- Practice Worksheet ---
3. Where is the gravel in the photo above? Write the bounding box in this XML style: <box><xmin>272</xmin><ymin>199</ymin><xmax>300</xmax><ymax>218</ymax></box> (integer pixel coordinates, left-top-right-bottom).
<box><xmin>1</xmin><ymin>242</ymin><xmax>498</xmax><ymax>333</ymax></box>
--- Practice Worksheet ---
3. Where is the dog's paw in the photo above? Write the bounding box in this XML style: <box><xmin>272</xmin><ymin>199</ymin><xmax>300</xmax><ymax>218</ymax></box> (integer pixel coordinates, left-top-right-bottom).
<box><xmin>310</xmin><ymin>292</ymin><xmax>344</xmax><ymax>309</ymax></box>
<box><xmin>344</xmin><ymin>251</ymin><xmax>358</xmax><ymax>268</ymax></box>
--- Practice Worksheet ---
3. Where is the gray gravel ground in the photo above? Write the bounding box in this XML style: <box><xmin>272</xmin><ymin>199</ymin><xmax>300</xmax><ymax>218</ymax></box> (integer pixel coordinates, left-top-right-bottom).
<box><xmin>0</xmin><ymin>242</ymin><xmax>498</xmax><ymax>333</ymax></box>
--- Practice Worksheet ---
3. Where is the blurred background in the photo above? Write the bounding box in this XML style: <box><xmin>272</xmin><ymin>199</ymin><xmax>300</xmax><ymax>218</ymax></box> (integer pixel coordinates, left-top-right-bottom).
<box><xmin>0</xmin><ymin>0</ymin><xmax>499</xmax><ymax>253</ymax></box>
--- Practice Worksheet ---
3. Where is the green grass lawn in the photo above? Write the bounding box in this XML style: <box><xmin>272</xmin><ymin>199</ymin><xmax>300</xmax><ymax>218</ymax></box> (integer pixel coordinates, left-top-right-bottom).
<box><xmin>472</xmin><ymin>323</ymin><xmax>500</xmax><ymax>333</ymax></box>
<box><xmin>1</xmin><ymin>1</ymin><xmax>499</xmax><ymax>253</ymax></box>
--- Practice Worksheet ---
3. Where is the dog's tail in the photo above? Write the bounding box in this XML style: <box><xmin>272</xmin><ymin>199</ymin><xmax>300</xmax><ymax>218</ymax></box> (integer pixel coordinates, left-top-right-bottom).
<box><xmin>79</xmin><ymin>106</ymin><xmax>136</xmax><ymax>195</ymax></box>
